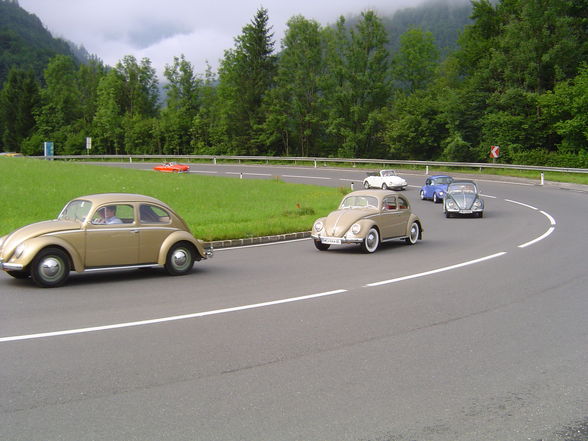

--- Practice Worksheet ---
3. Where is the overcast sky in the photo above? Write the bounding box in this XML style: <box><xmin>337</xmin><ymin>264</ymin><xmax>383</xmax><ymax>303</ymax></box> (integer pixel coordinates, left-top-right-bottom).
<box><xmin>18</xmin><ymin>0</ymin><xmax>431</xmax><ymax>77</ymax></box>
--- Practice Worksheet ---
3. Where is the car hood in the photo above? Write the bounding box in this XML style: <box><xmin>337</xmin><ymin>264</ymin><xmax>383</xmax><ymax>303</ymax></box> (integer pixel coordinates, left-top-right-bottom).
<box><xmin>1</xmin><ymin>220</ymin><xmax>81</xmax><ymax>255</ymax></box>
<box><xmin>323</xmin><ymin>208</ymin><xmax>376</xmax><ymax>237</ymax></box>
<box><xmin>447</xmin><ymin>193</ymin><xmax>477</xmax><ymax>209</ymax></box>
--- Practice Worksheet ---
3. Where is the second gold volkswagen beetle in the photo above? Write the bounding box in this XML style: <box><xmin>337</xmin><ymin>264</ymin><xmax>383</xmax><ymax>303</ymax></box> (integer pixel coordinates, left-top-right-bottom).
<box><xmin>311</xmin><ymin>190</ymin><xmax>423</xmax><ymax>253</ymax></box>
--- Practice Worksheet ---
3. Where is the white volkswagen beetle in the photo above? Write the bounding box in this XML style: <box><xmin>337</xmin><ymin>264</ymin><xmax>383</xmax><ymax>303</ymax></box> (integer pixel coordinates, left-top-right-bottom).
<box><xmin>363</xmin><ymin>170</ymin><xmax>407</xmax><ymax>191</ymax></box>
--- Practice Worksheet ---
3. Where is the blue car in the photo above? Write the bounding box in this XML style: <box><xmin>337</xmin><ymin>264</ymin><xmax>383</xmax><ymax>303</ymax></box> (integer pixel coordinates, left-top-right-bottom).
<box><xmin>419</xmin><ymin>175</ymin><xmax>453</xmax><ymax>203</ymax></box>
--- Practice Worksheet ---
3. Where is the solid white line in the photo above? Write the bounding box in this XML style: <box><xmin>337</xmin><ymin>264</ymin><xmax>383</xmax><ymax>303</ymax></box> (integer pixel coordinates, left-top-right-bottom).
<box><xmin>0</xmin><ymin>289</ymin><xmax>348</xmax><ymax>343</ymax></box>
<box><xmin>518</xmin><ymin>227</ymin><xmax>555</xmax><ymax>248</ymax></box>
<box><xmin>505</xmin><ymin>199</ymin><xmax>538</xmax><ymax>210</ymax></box>
<box><xmin>365</xmin><ymin>252</ymin><xmax>507</xmax><ymax>287</ymax></box>
<box><xmin>282</xmin><ymin>175</ymin><xmax>332</xmax><ymax>180</ymax></box>
<box><xmin>540</xmin><ymin>210</ymin><xmax>556</xmax><ymax>225</ymax></box>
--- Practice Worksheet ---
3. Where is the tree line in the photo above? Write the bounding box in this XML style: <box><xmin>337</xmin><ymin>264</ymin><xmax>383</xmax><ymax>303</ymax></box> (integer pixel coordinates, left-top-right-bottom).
<box><xmin>1</xmin><ymin>0</ymin><xmax>587</xmax><ymax>167</ymax></box>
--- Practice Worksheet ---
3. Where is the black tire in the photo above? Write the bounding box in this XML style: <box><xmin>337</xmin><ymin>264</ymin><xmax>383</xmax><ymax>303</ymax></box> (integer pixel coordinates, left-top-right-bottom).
<box><xmin>314</xmin><ymin>240</ymin><xmax>330</xmax><ymax>251</ymax></box>
<box><xmin>433</xmin><ymin>193</ymin><xmax>439</xmax><ymax>203</ymax></box>
<box><xmin>363</xmin><ymin>181</ymin><xmax>370</xmax><ymax>189</ymax></box>
<box><xmin>30</xmin><ymin>247</ymin><xmax>70</xmax><ymax>288</ymax></box>
<box><xmin>445</xmin><ymin>210</ymin><xmax>451</xmax><ymax>218</ymax></box>
<box><xmin>7</xmin><ymin>270</ymin><xmax>30</xmax><ymax>279</ymax></box>
<box><xmin>361</xmin><ymin>227</ymin><xmax>379</xmax><ymax>253</ymax></box>
<box><xmin>164</xmin><ymin>242</ymin><xmax>195</xmax><ymax>276</ymax></box>
<box><xmin>381</xmin><ymin>183</ymin><xmax>388</xmax><ymax>190</ymax></box>
<box><xmin>419</xmin><ymin>190</ymin><xmax>425</xmax><ymax>200</ymax></box>
<box><xmin>477</xmin><ymin>211</ymin><xmax>484</xmax><ymax>218</ymax></box>
<box><xmin>405</xmin><ymin>222</ymin><xmax>420</xmax><ymax>245</ymax></box>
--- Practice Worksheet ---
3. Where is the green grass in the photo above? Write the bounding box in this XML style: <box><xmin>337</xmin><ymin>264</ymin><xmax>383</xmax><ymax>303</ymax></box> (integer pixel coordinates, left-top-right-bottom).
<box><xmin>0</xmin><ymin>158</ymin><xmax>345</xmax><ymax>241</ymax></box>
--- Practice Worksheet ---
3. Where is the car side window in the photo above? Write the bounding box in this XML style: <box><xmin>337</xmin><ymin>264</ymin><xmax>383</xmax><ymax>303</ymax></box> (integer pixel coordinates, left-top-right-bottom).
<box><xmin>382</xmin><ymin>197</ymin><xmax>397</xmax><ymax>211</ymax></box>
<box><xmin>91</xmin><ymin>204</ymin><xmax>134</xmax><ymax>225</ymax></box>
<box><xmin>140</xmin><ymin>204</ymin><xmax>171</xmax><ymax>224</ymax></box>
<box><xmin>398</xmin><ymin>197</ymin><xmax>409</xmax><ymax>210</ymax></box>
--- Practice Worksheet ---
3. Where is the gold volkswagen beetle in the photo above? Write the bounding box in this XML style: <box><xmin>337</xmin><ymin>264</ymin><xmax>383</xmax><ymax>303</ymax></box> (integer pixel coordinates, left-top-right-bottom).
<box><xmin>311</xmin><ymin>190</ymin><xmax>423</xmax><ymax>253</ymax></box>
<box><xmin>0</xmin><ymin>193</ymin><xmax>212</xmax><ymax>287</ymax></box>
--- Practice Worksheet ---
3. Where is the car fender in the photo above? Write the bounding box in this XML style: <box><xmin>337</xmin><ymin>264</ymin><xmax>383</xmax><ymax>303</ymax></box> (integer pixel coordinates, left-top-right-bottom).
<box><xmin>405</xmin><ymin>214</ymin><xmax>423</xmax><ymax>239</ymax></box>
<box><xmin>157</xmin><ymin>231</ymin><xmax>207</xmax><ymax>265</ymax></box>
<box><xmin>14</xmin><ymin>236</ymin><xmax>83</xmax><ymax>272</ymax></box>
<box><xmin>354</xmin><ymin>218</ymin><xmax>379</xmax><ymax>238</ymax></box>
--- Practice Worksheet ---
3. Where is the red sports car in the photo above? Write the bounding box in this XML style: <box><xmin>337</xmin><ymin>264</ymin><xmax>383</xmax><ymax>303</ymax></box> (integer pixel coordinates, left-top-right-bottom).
<box><xmin>153</xmin><ymin>162</ymin><xmax>190</xmax><ymax>173</ymax></box>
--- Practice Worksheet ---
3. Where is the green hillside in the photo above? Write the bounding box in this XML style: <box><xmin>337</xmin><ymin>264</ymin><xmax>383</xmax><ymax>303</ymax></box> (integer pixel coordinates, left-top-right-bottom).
<box><xmin>0</xmin><ymin>0</ymin><xmax>78</xmax><ymax>84</ymax></box>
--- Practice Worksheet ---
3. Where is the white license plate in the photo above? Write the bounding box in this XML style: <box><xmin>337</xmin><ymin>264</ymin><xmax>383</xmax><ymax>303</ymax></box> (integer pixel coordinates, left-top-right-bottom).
<box><xmin>321</xmin><ymin>237</ymin><xmax>342</xmax><ymax>245</ymax></box>
<box><xmin>460</xmin><ymin>210</ymin><xmax>473</xmax><ymax>214</ymax></box>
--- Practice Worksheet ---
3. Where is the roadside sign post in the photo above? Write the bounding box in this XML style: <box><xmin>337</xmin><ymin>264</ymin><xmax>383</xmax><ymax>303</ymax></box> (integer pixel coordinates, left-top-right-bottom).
<box><xmin>490</xmin><ymin>145</ymin><xmax>500</xmax><ymax>163</ymax></box>
<box><xmin>86</xmin><ymin>137</ymin><xmax>92</xmax><ymax>154</ymax></box>
<box><xmin>43</xmin><ymin>141</ymin><xmax>54</xmax><ymax>160</ymax></box>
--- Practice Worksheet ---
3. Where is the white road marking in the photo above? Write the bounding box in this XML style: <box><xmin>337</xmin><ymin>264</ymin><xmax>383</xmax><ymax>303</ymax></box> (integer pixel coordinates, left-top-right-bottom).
<box><xmin>282</xmin><ymin>175</ymin><xmax>332</xmax><ymax>180</ymax></box>
<box><xmin>540</xmin><ymin>210</ymin><xmax>556</xmax><ymax>225</ymax></box>
<box><xmin>518</xmin><ymin>227</ymin><xmax>555</xmax><ymax>248</ymax></box>
<box><xmin>365</xmin><ymin>252</ymin><xmax>507</xmax><ymax>287</ymax></box>
<box><xmin>0</xmin><ymin>289</ymin><xmax>348</xmax><ymax>343</ymax></box>
<box><xmin>505</xmin><ymin>199</ymin><xmax>537</xmax><ymax>210</ymax></box>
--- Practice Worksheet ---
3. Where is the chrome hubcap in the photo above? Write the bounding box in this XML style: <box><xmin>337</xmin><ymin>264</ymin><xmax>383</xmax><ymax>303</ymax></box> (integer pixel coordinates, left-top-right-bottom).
<box><xmin>172</xmin><ymin>249</ymin><xmax>188</xmax><ymax>268</ymax></box>
<box><xmin>40</xmin><ymin>257</ymin><xmax>63</xmax><ymax>280</ymax></box>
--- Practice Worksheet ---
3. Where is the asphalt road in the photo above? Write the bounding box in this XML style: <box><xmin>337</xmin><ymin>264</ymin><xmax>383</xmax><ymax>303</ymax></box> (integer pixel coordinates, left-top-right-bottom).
<box><xmin>1</xmin><ymin>163</ymin><xmax>587</xmax><ymax>441</ymax></box>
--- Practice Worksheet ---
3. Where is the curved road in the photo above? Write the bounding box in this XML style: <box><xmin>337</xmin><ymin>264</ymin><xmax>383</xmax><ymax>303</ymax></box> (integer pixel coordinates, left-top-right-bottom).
<box><xmin>1</xmin><ymin>164</ymin><xmax>587</xmax><ymax>441</ymax></box>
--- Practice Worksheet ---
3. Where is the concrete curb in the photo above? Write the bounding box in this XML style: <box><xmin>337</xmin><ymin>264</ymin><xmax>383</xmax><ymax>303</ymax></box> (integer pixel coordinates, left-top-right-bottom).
<box><xmin>204</xmin><ymin>231</ymin><xmax>311</xmax><ymax>250</ymax></box>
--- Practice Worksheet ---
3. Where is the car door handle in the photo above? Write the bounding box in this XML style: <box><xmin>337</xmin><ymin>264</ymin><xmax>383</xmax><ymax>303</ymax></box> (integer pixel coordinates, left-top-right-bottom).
<box><xmin>130</xmin><ymin>229</ymin><xmax>140</xmax><ymax>234</ymax></box>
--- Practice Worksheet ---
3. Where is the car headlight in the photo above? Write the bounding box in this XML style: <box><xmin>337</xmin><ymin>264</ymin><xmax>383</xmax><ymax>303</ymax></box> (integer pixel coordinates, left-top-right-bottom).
<box><xmin>13</xmin><ymin>243</ymin><xmax>25</xmax><ymax>259</ymax></box>
<box><xmin>473</xmin><ymin>199</ymin><xmax>483</xmax><ymax>209</ymax></box>
<box><xmin>438</xmin><ymin>191</ymin><xmax>444</xmax><ymax>196</ymax></box>
<box><xmin>314</xmin><ymin>221</ymin><xmax>323</xmax><ymax>232</ymax></box>
<box><xmin>351</xmin><ymin>223</ymin><xmax>361</xmax><ymax>235</ymax></box>
<box><xmin>446</xmin><ymin>200</ymin><xmax>457</xmax><ymax>209</ymax></box>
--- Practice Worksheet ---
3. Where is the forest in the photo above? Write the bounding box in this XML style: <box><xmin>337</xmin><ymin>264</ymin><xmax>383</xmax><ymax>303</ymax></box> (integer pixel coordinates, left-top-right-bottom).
<box><xmin>1</xmin><ymin>0</ymin><xmax>588</xmax><ymax>168</ymax></box>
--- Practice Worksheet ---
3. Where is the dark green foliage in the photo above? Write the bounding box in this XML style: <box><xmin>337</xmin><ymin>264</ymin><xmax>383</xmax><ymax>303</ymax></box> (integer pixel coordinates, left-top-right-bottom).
<box><xmin>2</xmin><ymin>0</ymin><xmax>588</xmax><ymax>167</ymax></box>
<box><xmin>0</xmin><ymin>0</ymin><xmax>79</xmax><ymax>85</ymax></box>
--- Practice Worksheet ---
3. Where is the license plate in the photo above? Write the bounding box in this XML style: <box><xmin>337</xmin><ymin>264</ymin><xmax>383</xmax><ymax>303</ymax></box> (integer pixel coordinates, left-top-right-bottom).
<box><xmin>321</xmin><ymin>237</ymin><xmax>342</xmax><ymax>245</ymax></box>
<box><xmin>461</xmin><ymin>210</ymin><xmax>473</xmax><ymax>214</ymax></box>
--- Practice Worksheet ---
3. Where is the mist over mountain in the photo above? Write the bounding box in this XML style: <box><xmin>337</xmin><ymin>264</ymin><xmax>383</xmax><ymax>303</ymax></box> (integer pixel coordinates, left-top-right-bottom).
<box><xmin>1</xmin><ymin>0</ymin><xmax>472</xmax><ymax>85</ymax></box>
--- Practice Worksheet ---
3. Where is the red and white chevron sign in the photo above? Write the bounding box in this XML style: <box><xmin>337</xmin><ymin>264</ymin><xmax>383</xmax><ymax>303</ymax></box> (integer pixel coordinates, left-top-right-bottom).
<box><xmin>490</xmin><ymin>145</ymin><xmax>500</xmax><ymax>158</ymax></box>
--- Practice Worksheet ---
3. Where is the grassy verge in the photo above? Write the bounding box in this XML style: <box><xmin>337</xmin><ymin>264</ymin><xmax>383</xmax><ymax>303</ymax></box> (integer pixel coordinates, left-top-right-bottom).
<box><xmin>0</xmin><ymin>158</ymin><xmax>346</xmax><ymax>241</ymax></box>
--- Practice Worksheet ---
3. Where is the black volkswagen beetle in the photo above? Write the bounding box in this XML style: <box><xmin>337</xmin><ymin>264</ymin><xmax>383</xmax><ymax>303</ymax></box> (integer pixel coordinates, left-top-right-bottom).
<box><xmin>443</xmin><ymin>180</ymin><xmax>484</xmax><ymax>218</ymax></box>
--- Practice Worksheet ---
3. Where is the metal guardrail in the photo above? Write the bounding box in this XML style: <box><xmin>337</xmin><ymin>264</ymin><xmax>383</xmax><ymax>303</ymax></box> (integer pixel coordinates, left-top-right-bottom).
<box><xmin>43</xmin><ymin>154</ymin><xmax>588</xmax><ymax>174</ymax></box>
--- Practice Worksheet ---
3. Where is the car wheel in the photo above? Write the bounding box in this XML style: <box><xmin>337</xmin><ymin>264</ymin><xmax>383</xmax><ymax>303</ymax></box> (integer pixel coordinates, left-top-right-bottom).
<box><xmin>361</xmin><ymin>227</ymin><xmax>379</xmax><ymax>253</ymax></box>
<box><xmin>477</xmin><ymin>212</ymin><xmax>484</xmax><ymax>218</ymax></box>
<box><xmin>165</xmin><ymin>242</ymin><xmax>195</xmax><ymax>276</ymax></box>
<box><xmin>7</xmin><ymin>270</ymin><xmax>30</xmax><ymax>279</ymax></box>
<box><xmin>363</xmin><ymin>181</ymin><xmax>370</xmax><ymax>189</ymax></box>
<box><xmin>405</xmin><ymin>222</ymin><xmax>420</xmax><ymax>245</ymax></box>
<box><xmin>30</xmin><ymin>247</ymin><xmax>70</xmax><ymax>288</ymax></box>
<box><xmin>314</xmin><ymin>240</ymin><xmax>330</xmax><ymax>251</ymax></box>
<box><xmin>433</xmin><ymin>193</ymin><xmax>439</xmax><ymax>203</ymax></box>
<box><xmin>419</xmin><ymin>190</ymin><xmax>425</xmax><ymax>200</ymax></box>
<box><xmin>381</xmin><ymin>183</ymin><xmax>388</xmax><ymax>190</ymax></box>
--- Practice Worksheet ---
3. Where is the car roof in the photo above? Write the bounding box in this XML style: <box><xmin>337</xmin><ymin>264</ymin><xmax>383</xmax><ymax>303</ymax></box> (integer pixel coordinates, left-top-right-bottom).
<box><xmin>430</xmin><ymin>175</ymin><xmax>452</xmax><ymax>179</ymax></box>
<box><xmin>73</xmin><ymin>193</ymin><xmax>169</xmax><ymax>206</ymax></box>
<box><xmin>449</xmin><ymin>180</ymin><xmax>476</xmax><ymax>185</ymax></box>
<box><xmin>345</xmin><ymin>189</ymin><xmax>403</xmax><ymax>201</ymax></box>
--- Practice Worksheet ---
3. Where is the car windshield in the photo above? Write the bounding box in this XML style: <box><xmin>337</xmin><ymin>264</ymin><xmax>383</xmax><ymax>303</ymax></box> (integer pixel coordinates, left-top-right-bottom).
<box><xmin>381</xmin><ymin>170</ymin><xmax>397</xmax><ymax>177</ymax></box>
<box><xmin>433</xmin><ymin>177</ymin><xmax>452</xmax><ymax>185</ymax></box>
<box><xmin>448</xmin><ymin>183</ymin><xmax>477</xmax><ymax>194</ymax></box>
<box><xmin>340</xmin><ymin>195</ymin><xmax>378</xmax><ymax>209</ymax></box>
<box><xmin>58</xmin><ymin>199</ymin><xmax>93</xmax><ymax>222</ymax></box>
